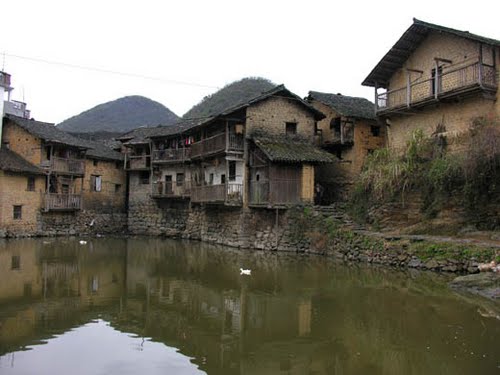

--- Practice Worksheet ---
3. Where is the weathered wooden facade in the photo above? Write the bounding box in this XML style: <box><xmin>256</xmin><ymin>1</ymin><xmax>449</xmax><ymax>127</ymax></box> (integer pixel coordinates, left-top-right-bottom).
<box><xmin>362</xmin><ymin>19</ymin><xmax>500</xmax><ymax>151</ymax></box>
<box><xmin>122</xmin><ymin>85</ymin><xmax>335</xmax><ymax>221</ymax></box>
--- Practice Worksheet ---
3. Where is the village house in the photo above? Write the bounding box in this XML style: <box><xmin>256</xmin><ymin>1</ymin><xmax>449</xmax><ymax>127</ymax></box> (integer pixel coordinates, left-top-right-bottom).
<box><xmin>82</xmin><ymin>140</ymin><xmax>126</xmax><ymax>213</ymax></box>
<box><xmin>306</xmin><ymin>91</ymin><xmax>385</xmax><ymax>200</ymax></box>
<box><xmin>0</xmin><ymin>113</ymin><xmax>127</xmax><ymax>236</ymax></box>
<box><xmin>0</xmin><ymin>148</ymin><xmax>45</xmax><ymax>235</ymax></box>
<box><xmin>362</xmin><ymin>18</ymin><xmax>500</xmax><ymax>151</ymax></box>
<box><xmin>122</xmin><ymin>85</ymin><xmax>336</xmax><ymax>240</ymax></box>
<box><xmin>2</xmin><ymin>114</ymin><xmax>88</xmax><ymax>213</ymax></box>
<box><xmin>145</xmin><ymin>85</ymin><xmax>334</xmax><ymax>208</ymax></box>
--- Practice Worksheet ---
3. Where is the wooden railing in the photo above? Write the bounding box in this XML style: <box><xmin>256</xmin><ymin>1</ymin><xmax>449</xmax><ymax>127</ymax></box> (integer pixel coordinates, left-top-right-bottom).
<box><xmin>249</xmin><ymin>179</ymin><xmax>301</xmax><ymax>206</ymax></box>
<box><xmin>152</xmin><ymin>148</ymin><xmax>191</xmax><ymax>163</ymax></box>
<box><xmin>191</xmin><ymin>183</ymin><xmax>243</xmax><ymax>204</ymax></box>
<box><xmin>191</xmin><ymin>133</ymin><xmax>226</xmax><ymax>158</ymax></box>
<box><xmin>190</xmin><ymin>132</ymin><xmax>244</xmax><ymax>159</ymax></box>
<box><xmin>228</xmin><ymin>133</ymin><xmax>244</xmax><ymax>151</ymax></box>
<box><xmin>50</xmin><ymin>157</ymin><xmax>85</xmax><ymax>175</ymax></box>
<box><xmin>152</xmin><ymin>181</ymin><xmax>191</xmax><ymax>198</ymax></box>
<box><xmin>125</xmin><ymin>155</ymin><xmax>150</xmax><ymax>170</ymax></box>
<box><xmin>44</xmin><ymin>194</ymin><xmax>82</xmax><ymax>211</ymax></box>
<box><xmin>376</xmin><ymin>61</ymin><xmax>497</xmax><ymax>112</ymax></box>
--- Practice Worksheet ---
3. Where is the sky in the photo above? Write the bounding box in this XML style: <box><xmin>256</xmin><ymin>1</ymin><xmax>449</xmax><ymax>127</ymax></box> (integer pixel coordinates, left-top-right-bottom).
<box><xmin>1</xmin><ymin>0</ymin><xmax>499</xmax><ymax>125</ymax></box>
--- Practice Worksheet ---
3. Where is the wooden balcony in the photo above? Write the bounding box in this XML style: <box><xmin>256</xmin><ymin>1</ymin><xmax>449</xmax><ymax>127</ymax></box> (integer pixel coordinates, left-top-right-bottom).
<box><xmin>125</xmin><ymin>155</ymin><xmax>151</xmax><ymax>170</ymax></box>
<box><xmin>152</xmin><ymin>148</ymin><xmax>191</xmax><ymax>163</ymax></box>
<box><xmin>249</xmin><ymin>179</ymin><xmax>301</xmax><ymax>207</ymax></box>
<box><xmin>44</xmin><ymin>194</ymin><xmax>82</xmax><ymax>211</ymax></box>
<box><xmin>190</xmin><ymin>132</ymin><xmax>244</xmax><ymax>159</ymax></box>
<box><xmin>152</xmin><ymin>181</ymin><xmax>191</xmax><ymax>199</ymax></box>
<box><xmin>191</xmin><ymin>183</ymin><xmax>243</xmax><ymax>205</ymax></box>
<box><xmin>376</xmin><ymin>61</ymin><xmax>497</xmax><ymax>115</ymax></box>
<box><xmin>49</xmin><ymin>157</ymin><xmax>85</xmax><ymax>176</ymax></box>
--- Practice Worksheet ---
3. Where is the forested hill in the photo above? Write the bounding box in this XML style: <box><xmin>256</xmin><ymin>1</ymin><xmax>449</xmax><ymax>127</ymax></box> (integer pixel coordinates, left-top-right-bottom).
<box><xmin>57</xmin><ymin>96</ymin><xmax>179</xmax><ymax>133</ymax></box>
<box><xmin>183</xmin><ymin>77</ymin><xmax>276</xmax><ymax>119</ymax></box>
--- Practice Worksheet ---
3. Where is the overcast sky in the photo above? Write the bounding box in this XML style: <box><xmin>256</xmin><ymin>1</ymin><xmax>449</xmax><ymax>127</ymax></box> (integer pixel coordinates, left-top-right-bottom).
<box><xmin>1</xmin><ymin>0</ymin><xmax>499</xmax><ymax>124</ymax></box>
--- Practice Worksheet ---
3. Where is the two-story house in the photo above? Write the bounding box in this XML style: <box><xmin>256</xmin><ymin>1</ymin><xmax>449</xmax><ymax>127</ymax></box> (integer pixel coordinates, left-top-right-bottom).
<box><xmin>362</xmin><ymin>19</ymin><xmax>499</xmax><ymax>151</ymax></box>
<box><xmin>306</xmin><ymin>91</ymin><xmax>385</xmax><ymax>200</ymax></box>
<box><xmin>0</xmin><ymin>147</ymin><xmax>45</xmax><ymax>235</ymax></box>
<box><xmin>2</xmin><ymin>115</ymin><xmax>88</xmax><ymax>212</ymax></box>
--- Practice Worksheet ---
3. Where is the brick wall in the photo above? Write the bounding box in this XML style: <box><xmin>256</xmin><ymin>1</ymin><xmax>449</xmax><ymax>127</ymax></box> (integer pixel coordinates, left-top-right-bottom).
<box><xmin>0</xmin><ymin>171</ymin><xmax>44</xmax><ymax>235</ymax></box>
<box><xmin>82</xmin><ymin>159</ymin><xmax>126</xmax><ymax>212</ymax></box>
<box><xmin>246</xmin><ymin>96</ymin><xmax>316</xmax><ymax>141</ymax></box>
<box><xmin>2</xmin><ymin>121</ymin><xmax>43</xmax><ymax>166</ymax></box>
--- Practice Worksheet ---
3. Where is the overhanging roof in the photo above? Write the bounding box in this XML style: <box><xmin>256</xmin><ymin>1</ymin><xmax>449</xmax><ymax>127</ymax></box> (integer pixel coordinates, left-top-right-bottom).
<box><xmin>362</xmin><ymin>18</ymin><xmax>500</xmax><ymax>88</ymax></box>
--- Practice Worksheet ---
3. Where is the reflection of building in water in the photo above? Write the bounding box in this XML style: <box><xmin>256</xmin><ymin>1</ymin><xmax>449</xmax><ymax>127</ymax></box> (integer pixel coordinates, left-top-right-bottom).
<box><xmin>0</xmin><ymin>239</ymin><xmax>126</xmax><ymax>355</ymax></box>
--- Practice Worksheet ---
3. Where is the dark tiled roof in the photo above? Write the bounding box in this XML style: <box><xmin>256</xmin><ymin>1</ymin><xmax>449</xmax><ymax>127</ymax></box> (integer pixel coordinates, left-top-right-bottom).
<box><xmin>363</xmin><ymin>18</ymin><xmax>500</xmax><ymax>88</ymax></box>
<box><xmin>85</xmin><ymin>140</ymin><xmax>124</xmax><ymax>161</ymax></box>
<box><xmin>215</xmin><ymin>84</ymin><xmax>325</xmax><ymax>121</ymax></box>
<box><xmin>307</xmin><ymin>91</ymin><xmax>375</xmax><ymax>120</ymax></box>
<box><xmin>150</xmin><ymin>118</ymin><xmax>204</xmax><ymax>139</ymax></box>
<box><xmin>253</xmin><ymin>137</ymin><xmax>336</xmax><ymax>164</ymax></box>
<box><xmin>5</xmin><ymin>114</ymin><xmax>89</xmax><ymax>149</ymax></box>
<box><xmin>117</xmin><ymin>126</ymin><xmax>164</xmax><ymax>145</ymax></box>
<box><xmin>0</xmin><ymin>148</ymin><xmax>44</xmax><ymax>174</ymax></box>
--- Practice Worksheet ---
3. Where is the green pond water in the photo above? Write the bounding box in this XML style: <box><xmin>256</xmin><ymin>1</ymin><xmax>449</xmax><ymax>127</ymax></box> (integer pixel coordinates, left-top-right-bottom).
<box><xmin>0</xmin><ymin>237</ymin><xmax>499</xmax><ymax>375</ymax></box>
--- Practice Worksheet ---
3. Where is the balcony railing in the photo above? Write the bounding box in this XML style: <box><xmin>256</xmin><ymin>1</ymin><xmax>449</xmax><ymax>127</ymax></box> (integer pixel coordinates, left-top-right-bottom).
<box><xmin>249</xmin><ymin>179</ymin><xmax>301</xmax><ymax>206</ymax></box>
<box><xmin>152</xmin><ymin>181</ymin><xmax>191</xmax><ymax>198</ymax></box>
<box><xmin>152</xmin><ymin>148</ymin><xmax>191</xmax><ymax>163</ymax></box>
<box><xmin>125</xmin><ymin>155</ymin><xmax>150</xmax><ymax>170</ymax></box>
<box><xmin>49</xmin><ymin>157</ymin><xmax>85</xmax><ymax>175</ymax></box>
<box><xmin>190</xmin><ymin>132</ymin><xmax>244</xmax><ymax>159</ymax></box>
<box><xmin>376</xmin><ymin>61</ymin><xmax>497</xmax><ymax>113</ymax></box>
<box><xmin>191</xmin><ymin>183</ymin><xmax>243</xmax><ymax>205</ymax></box>
<box><xmin>44</xmin><ymin>194</ymin><xmax>82</xmax><ymax>211</ymax></box>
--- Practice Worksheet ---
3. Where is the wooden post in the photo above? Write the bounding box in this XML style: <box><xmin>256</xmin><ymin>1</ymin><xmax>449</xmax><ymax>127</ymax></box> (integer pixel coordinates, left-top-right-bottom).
<box><xmin>225</xmin><ymin>120</ymin><xmax>229</xmax><ymax>152</ymax></box>
<box><xmin>374</xmin><ymin>82</ymin><xmax>379</xmax><ymax>111</ymax></box>
<box><xmin>434</xmin><ymin>60</ymin><xmax>440</xmax><ymax>99</ymax></box>
<box><xmin>478</xmin><ymin>44</ymin><xmax>484</xmax><ymax>86</ymax></box>
<box><xmin>406</xmin><ymin>70</ymin><xmax>411</xmax><ymax>107</ymax></box>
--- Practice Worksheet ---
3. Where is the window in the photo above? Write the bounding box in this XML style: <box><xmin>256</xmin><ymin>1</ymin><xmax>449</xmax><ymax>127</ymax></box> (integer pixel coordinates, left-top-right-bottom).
<box><xmin>115</xmin><ymin>161</ymin><xmax>121</xmax><ymax>169</ymax></box>
<box><xmin>11</xmin><ymin>255</ymin><xmax>20</xmax><ymax>270</ymax></box>
<box><xmin>61</xmin><ymin>184</ymin><xmax>70</xmax><ymax>194</ymax></box>
<box><xmin>140</xmin><ymin>171</ymin><xmax>150</xmax><ymax>184</ymax></box>
<box><xmin>176</xmin><ymin>173</ymin><xmax>185</xmax><ymax>187</ymax></box>
<box><xmin>229</xmin><ymin>161</ymin><xmax>236</xmax><ymax>181</ymax></box>
<box><xmin>371</xmin><ymin>126</ymin><xmax>381</xmax><ymax>137</ymax></box>
<box><xmin>285</xmin><ymin>122</ymin><xmax>297</xmax><ymax>135</ymax></box>
<box><xmin>221</xmin><ymin>174</ymin><xmax>226</xmax><ymax>184</ymax></box>
<box><xmin>13</xmin><ymin>205</ymin><xmax>22</xmax><ymax>220</ymax></box>
<box><xmin>330</xmin><ymin>117</ymin><xmax>341</xmax><ymax>136</ymax></box>
<box><xmin>93</xmin><ymin>160</ymin><xmax>98</xmax><ymax>167</ymax></box>
<box><xmin>115</xmin><ymin>184</ymin><xmax>122</xmax><ymax>193</ymax></box>
<box><xmin>27</xmin><ymin>176</ymin><xmax>35</xmax><ymax>191</ymax></box>
<box><xmin>91</xmin><ymin>175</ymin><xmax>102</xmax><ymax>192</ymax></box>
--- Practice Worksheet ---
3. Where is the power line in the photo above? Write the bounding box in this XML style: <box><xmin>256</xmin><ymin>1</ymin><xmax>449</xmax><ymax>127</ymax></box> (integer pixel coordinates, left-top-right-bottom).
<box><xmin>2</xmin><ymin>51</ymin><xmax>220</xmax><ymax>90</ymax></box>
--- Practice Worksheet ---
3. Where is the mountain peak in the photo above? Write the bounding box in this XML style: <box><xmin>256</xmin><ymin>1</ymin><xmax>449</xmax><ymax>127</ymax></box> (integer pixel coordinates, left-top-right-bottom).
<box><xmin>57</xmin><ymin>96</ymin><xmax>179</xmax><ymax>133</ymax></box>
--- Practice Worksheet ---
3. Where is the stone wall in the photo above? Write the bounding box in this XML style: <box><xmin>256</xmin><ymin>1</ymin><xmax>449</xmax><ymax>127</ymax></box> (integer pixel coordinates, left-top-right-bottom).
<box><xmin>39</xmin><ymin>210</ymin><xmax>127</xmax><ymax>236</ymax></box>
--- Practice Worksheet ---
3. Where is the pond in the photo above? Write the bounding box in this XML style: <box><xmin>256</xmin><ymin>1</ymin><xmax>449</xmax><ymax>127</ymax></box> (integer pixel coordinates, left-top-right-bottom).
<box><xmin>0</xmin><ymin>237</ymin><xmax>499</xmax><ymax>374</ymax></box>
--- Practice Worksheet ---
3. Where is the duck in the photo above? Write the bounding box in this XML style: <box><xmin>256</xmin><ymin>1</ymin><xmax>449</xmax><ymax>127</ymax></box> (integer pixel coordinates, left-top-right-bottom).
<box><xmin>240</xmin><ymin>268</ymin><xmax>251</xmax><ymax>276</ymax></box>
<box><xmin>79</xmin><ymin>240</ymin><xmax>87</xmax><ymax>245</ymax></box>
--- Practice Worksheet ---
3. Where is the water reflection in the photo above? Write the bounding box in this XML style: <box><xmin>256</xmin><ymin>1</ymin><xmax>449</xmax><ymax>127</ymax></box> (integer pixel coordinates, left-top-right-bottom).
<box><xmin>0</xmin><ymin>238</ymin><xmax>499</xmax><ymax>374</ymax></box>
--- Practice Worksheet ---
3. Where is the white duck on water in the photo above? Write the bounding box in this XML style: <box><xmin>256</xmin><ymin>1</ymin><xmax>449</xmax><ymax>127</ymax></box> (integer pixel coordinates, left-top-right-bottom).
<box><xmin>240</xmin><ymin>268</ymin><xmax>251</xmax><ymax>276</ymax></box>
